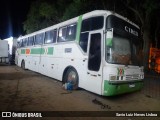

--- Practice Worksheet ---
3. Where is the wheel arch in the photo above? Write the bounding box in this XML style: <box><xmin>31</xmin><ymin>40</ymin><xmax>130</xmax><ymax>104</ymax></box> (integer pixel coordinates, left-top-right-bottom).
<box><xmin>21</xmin><ymin>59</ymin><xmax>26</xmax><ymax>69</ymax></box>
<box><xmin>62</xmin><ymin>65</ymin><xmax>78</xmax><ymax>83</ymax></box>
<box><xmin>21</xmin><ymin>59</ymin><xmax>25</xmax><ymax>65</ymax></box>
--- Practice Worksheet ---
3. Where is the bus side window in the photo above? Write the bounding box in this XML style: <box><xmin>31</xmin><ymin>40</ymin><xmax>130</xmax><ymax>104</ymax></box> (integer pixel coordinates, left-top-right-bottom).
<box><xmin>79</xmin><ymin>16</ymin><xmax>103</xmax><ymax>53</ymax></box>
<box><xmin>17</xmin><ymin>41</ymin><xmax>19</xmax><ymax>48</ymax></box>
<box><xmin>35</xmin><ymin>33</ymin><xmax>44</xmax><ymax>45</ymax></box>
<box><xmin>45</xmin><ymin>29</ymin><xmax>57</xmax><ymax>44</ymax></box>
<box><xmin>21</xmin><ymin>39</ymin><xmax>24</xmax><ymax>47</ymax></box>
<box><xmin>53</xmin><ymin>30</ymin><xmax>57</xmax><ymax>43</ymax></box>
<box><xmin>58</xmin><ymin>27</ymin><xmax>67</xmax><ymax>42</ymax></box>
<box><xmin>28</xmin><ymin>36</ymin><xmax>34</xmax><ymax>46</ymax></box>
<box><xmin>81</xmin><ymin>16</ymin><xmax>104</xmax><ymax>32</ymax></box>
<box><xmin>91</xmin><ymin>16</ymin><xmax>104</xmax><ymax>30</ymax></box>
<box><xmin>19</xmin><ymin>39</ymin><xmax>23</xmax><ymax>47</ymax></box>
<box><xmin>79</xmin><ymin>32</ymin><xmax>89</xmax><ymax>52</ymax></box>
<box><xmin>23</xmin><ymin>38</ymin><xmax>28</xmax><ymax>47</ymax></box>
<box><xmin>81</xmin><ymin>19</ymin><xmax>90</xmax><ymax>32</ymax></box>
<box><xmin>66</xmin><ymin>24</ymin><xmax>77</xmax><ymax>41</ymax></box>
<box><xmin>45</xmin><ymin>30</ymin><xmax>54</xmax><ymax>44</ymax></box>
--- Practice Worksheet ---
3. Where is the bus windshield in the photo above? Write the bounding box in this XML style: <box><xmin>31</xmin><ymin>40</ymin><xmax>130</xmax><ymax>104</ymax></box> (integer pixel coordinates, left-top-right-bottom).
<box><xmin>106</xmin><ymin>34</ymin><xmax>142</xmax><ymax>66</ymax></box>
<box><xmin>105</xmin><ymin>15</ymin><xmax>143</xmax><ymax>66</ymax></box>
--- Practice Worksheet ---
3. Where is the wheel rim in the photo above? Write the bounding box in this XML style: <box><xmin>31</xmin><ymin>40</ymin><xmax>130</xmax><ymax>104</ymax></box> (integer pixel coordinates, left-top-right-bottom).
<box><xmin>67</xmin><ymin>70</ymin><xmax>78</xmax><ymax>89</ymax></box>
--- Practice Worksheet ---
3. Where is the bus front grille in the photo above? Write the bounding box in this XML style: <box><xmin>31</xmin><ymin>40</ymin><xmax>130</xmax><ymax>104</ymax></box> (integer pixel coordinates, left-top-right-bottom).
<box><xmin>125</xmin><ymin>74</ymin><xmax>140</xmax><ymax>80</ymax></box>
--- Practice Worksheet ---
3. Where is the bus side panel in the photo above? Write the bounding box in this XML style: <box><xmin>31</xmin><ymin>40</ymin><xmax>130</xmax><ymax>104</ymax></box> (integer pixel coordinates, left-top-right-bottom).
<box><xmin>39</xmin><ymin>55</ymin><xmax>48</xmax><ymax>76</ymax></box>
<box><xmin>31</xmin><ymin>56</ymin><xmax>39</xmax><ymax>72</ymax></box>
<box><xmin>47</xmin><ymin>57</ymin><xmax>61</xmax><ymax>80</ymax></box>
<box><xmin>27</xmin><ymin>57</ymin><xmax>32</xmax><ymax>70</ymax></box>
<box><xmin>55</xmin><ymin>43</ymin><xmax>102</xmax><ymax>95</ymax></box>
<box><xmin>54</xmin><ymin>43</ymin><xmax>88</xmax><ymax>84</ymax></box>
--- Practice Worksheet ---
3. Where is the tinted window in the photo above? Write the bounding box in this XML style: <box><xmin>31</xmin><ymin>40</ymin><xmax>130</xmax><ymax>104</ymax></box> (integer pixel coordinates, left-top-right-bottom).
<box><xmin>81</xmin><ymin>19</ymin><xmax>90</xmax><ymax>32</ymax></box>
<box><xmin>66</xmin><ymin>24</ymin><xmax>77</xmax><ymax>41</ymax></box>
<box><xmin>45</xmin><ymin>29</ymin><xmax>57</xmax><ymax>44</ymax></box>
<box><xmin>28</xmin><ymin>36</ymin><xmax>34</xmax><ymax>46</ymax></box>
<box><xmin>35</xmin><ymin>33</ymin><xmax>44</xmax><ymax>45</ymax></box>
<box><xmin>20</xmin><ymin>39</ymin><xmax>23</xmax><ymax>47</ymax></box>
<box><xmin>53</xmin><ymin>30</ymin><xmax>57</xmax><ymax>43</ymax></box>
<box><xmin>81</xmin><ymin>16</ymin><xmax>104</xmax><ymax>32</ymax></box>
<box><xmin>17</xmin><ymin>41</ymin><xmax>20</xmax><ymax>48</ymax></box>
<box><xmin>91</xmin><ymin>16</ymin><xmax>104</xmax><ymax>30</ymax></box>
<box><xmin>79</xmin><ymin>32</ymin><xmax>89</xmax><ymax>52</ymax></box>
<box><xmin>88</xmin><ymin>33</ymin><xmax>101</xmax><ymax>71</ymax></box>
<box><xmin>106</xmin><ymin>15</ymin><xmax>140</xmax><ymax>38</ymax></box>
<box><xmin>23</xmin><ymin>38</ymin><xmax>28</xmax><ymax>47</ymax></box>
<box><xmin>58</xmin><ymin>27</ymin><xmax>67</xmax><ymax>42</ymax></box>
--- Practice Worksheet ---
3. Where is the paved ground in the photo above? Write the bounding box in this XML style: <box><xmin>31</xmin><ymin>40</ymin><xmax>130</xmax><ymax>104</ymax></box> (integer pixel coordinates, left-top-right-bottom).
<box><xmin>142</xmin><ymin>73</ymin><xmax>160</xmax><ymax>100</ymax></box>
<box><xmin>0</xmin><ymin>64</ymin><xmax>160</xmax><ymax>120</ymax></box>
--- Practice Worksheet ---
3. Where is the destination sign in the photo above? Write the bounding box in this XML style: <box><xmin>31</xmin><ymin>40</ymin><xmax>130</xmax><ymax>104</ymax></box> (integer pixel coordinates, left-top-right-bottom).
<box><xmin>106</xmin><ymin>15</ymin><xmax>140</xmax><ymax>37</ymax></box>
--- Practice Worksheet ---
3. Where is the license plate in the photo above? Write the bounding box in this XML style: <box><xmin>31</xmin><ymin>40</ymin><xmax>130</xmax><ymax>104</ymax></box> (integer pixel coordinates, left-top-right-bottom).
<box><xmin>129</xmin><ymin>84</ymin><xmax>135</xmax><ymax>88</ymax></box>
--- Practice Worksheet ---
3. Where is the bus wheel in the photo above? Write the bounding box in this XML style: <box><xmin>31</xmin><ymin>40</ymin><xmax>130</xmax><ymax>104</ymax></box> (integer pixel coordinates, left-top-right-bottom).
<box><xmin>64</xmin><ymin>68</ymin><xmax>79</xmax><ymax>90</ymax></box>
<box><xmin>21</xmin><ymin>60</ymin><xmax>25</xmax><ymax>70</ymax></box>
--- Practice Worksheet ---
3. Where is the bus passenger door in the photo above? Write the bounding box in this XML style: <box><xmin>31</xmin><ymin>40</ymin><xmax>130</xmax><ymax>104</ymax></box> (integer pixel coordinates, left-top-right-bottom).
<box><xmin>87</xmin><ymin>32</ymin><xmax>103</xmax><ymax>95</ymax></box>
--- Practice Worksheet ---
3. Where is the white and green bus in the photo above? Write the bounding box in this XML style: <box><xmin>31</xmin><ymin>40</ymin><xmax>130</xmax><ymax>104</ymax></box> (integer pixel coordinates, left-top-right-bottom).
<box><xmin>16</xmin><ymin>10</ymin><xmax>144</xmax><ymax>96</ymax></box>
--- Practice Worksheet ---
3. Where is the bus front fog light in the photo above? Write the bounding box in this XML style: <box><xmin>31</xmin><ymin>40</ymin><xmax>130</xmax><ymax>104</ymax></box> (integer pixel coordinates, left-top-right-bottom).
<box><xmin>110</xmin><ymin>75</ymin><xmax>117</xmax><ymax>80</ymax></box>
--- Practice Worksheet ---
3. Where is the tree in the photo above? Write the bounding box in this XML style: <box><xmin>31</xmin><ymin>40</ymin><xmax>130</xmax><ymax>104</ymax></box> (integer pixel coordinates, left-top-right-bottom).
<box><xmin>23</xmin><ymin>0</ymin><xmax>73</xmax><ymax>34</ymax></box>
<box><xmin>120</xmin><ymin>0</ymin><xmax>160</xmax><ymax>71</ymax></box>
<box><xmin>150</xmin><ymin>9</ymin><xmax>160</xmax><ymax>48</ymax></box>
<box><xmin>23</xmin><ymin>0</ymin><xmax>58</xmax><ymax>34</ymax></box>
<box><xmin>62</xmin><ymin>0</ymin><xmax>120</xmax><ymax>20</ymax></box>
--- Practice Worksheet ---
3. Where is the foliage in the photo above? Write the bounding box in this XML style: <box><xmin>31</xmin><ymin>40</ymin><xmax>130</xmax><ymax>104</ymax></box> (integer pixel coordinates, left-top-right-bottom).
<box><xmin>119</xmin><ymin>0</ymin><xmax>160</xmax><ymax>70</ymax></box>
<box><xmin>23</xmin><ymin>0</ymin><xmax>58</xmax><ymax>33</ymax></box>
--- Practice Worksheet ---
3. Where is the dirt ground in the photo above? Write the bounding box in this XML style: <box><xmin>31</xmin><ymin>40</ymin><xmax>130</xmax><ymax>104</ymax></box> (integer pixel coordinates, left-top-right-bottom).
<box><xmin>0</xmin><ymin>64</ymin><xmax>160</xmax><ymax>120</ymax></box>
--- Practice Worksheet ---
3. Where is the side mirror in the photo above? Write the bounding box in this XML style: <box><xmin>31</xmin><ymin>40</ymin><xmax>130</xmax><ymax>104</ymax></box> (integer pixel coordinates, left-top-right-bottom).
<box><xmin>106</xmin><ymin>28</ymin><xmax>113</xmax><ymax>47</ymax></box>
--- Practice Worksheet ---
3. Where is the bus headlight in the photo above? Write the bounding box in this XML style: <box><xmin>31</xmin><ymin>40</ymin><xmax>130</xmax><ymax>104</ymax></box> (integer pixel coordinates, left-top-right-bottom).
<box><xmin>110</xmin><ymin>75</ymin><xmax>117</xmax><ymax>80</ymax></box>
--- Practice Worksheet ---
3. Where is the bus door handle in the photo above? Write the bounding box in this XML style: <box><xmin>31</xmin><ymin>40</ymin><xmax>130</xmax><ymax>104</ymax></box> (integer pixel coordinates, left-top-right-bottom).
<box><xmin>98</xmin><ymin>74</ymin><xmax>101</xmax><ymax>76</ymax></box>
<box><xmin>91</xmin><ymin>74</ymin><xmax>97</xmax><ymax>77</ymax></box>
<box><xmin>87</xmin><ymin>72</ymin><xmax>101</xmax><ymax>77</ymax></box>
<box><xmin>87</xmin><ymin>72</ymin><xmax>97</xmax><ymax>77</ymax></box>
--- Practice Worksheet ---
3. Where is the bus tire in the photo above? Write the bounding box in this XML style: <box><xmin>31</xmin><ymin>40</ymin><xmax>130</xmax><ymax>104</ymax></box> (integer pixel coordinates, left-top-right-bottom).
<box><xmin>63</xmin><ymin>67</ymin><xmax>79</xmax><ymax>90</ymax></box>
<box><xmin>21</xmin><ymin>60</ymin><xmax>25</xmax><ymax>70</ymax></box>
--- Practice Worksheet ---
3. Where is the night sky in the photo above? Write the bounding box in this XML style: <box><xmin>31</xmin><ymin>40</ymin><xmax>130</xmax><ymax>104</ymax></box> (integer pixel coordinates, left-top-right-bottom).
<box><xmin>0</xmin><ymin>0</ymin><xmax>31</xmax><ymax>39</ymax></box>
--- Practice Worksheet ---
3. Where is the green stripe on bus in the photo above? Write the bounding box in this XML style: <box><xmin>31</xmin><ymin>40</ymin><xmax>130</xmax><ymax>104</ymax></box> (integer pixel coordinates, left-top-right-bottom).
<box><xmin>76</xmin><ymin>15</ymin><xmax>82</xmax><ymax>43</ymax></box>
<box><xmin>21</xmin><ymin>49</ymin><xmax>25</xmax><ymax>54</ymax></box>
<box><xmin>47</xmin><ymin>47</ymin><xmax>54</xmax><ymax>55</ymax></box>
<box><xmin>103</xmin><ymin>80</ymin><xmax>143</xmax><ymax>96</ymax></box>
<box><xmin>41</xmin><ymin>48</ymin><xmax>45</xmax><ymax>54</ymax></box>
<box><xmin>106</xmin><ymin>38</ymin><xmax>113</xmax><ymax>46</ymax></box>
<box><xmin>21</xmin><ymin>47</ymin><xmax>54</xmax><ymax>55</ymax></box>
<box><xmin>31</xmin><ymin>48</ymin><xmax>41</xmax><ymax>54</ymax></box>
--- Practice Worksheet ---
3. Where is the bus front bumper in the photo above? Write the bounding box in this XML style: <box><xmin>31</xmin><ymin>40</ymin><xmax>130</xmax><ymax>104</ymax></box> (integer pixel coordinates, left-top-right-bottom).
<box><xmin>103</xmin><ymin>80</ymin><xmax>143</xmax><ymax>96</ymax></box>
